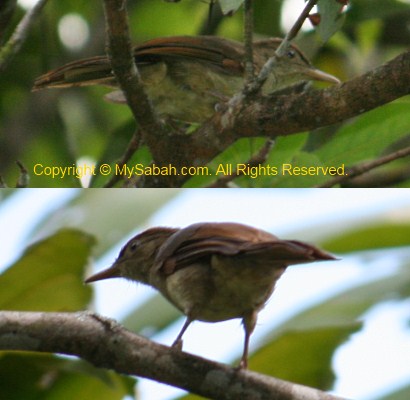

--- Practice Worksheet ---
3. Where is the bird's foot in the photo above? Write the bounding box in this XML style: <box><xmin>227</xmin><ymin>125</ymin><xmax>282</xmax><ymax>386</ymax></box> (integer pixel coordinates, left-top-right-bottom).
<box><xmin>171</xmin><ymin>338</ymin><xmax>184</xmax><ymax>351</ymax></box>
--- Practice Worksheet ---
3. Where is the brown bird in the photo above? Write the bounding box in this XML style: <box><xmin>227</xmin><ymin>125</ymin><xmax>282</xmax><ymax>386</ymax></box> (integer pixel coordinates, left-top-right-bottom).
<box><xmin>33</xmin><ymin>35</ymin><xmax>339</xmax><ymax>123</ymax></box>
<box><xmin>85</xmin><ymin>222</ymin><xmax>336</xmax><ymax>368</ymax></box>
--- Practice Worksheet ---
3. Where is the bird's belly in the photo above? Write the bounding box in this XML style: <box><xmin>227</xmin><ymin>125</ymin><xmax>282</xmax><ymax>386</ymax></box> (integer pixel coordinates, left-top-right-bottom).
<box><xmin>164</xmin><ymin>260</ymin><xmax>284</xmax><ymax>323</ymax></box>
<box><xmin>197</xmin><ymin>273</ymin><xmax>277</xmax><ymax>322</ymax></box>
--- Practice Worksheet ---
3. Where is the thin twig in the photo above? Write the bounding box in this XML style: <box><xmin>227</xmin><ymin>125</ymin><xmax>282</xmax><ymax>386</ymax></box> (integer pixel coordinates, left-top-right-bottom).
<box><xmin>317</xmin><ymin>145</ymin><xmax>410</xmax><ymax>188</ymax></box>
<box><xmin>229</xmin><ymin>0</ymin><xmax>317</xmax><ymax>109</ymax></box>
<box><xmin>0</xmin><ymin>0</ymin><xmax>49</xmax><ymax>71</ymax></box>
<box><xmin>243</xmin><ymin>0</ymin><xmax>254</xmax><ymax>83</ymax></box>
<box><xmin>0</xmin><ymin>161</ymin><xmax>30</xmax><ymax>187</ymax></box>
<box><xmin>254</xmin><ymin>0</ymin><xmax>318</xmax><ymax>90</ymax></box>
<box><xmin>16</xmin><ymin>160</ymin><xmax>29</xmax><ymax>188</ymax></box>
<box><xmin>103</xmin><ymin>128</ymin><xmax>143</xmax><ymax>188</ymax></box>
<box><xmin>275</xmin><ymin>0</ymin><xmax>318</xmax><ymax>57</ymax></box>
<box><xmin>207</xmin><ymin>139</ymin><xmax>275</xmax><ymax>187</ymax></box>
<box><xmin>341</xmin><ymin>165</ymin><xmax>410</xmax><ymax>187</ymax></box>
<box><xmin>199</xmin><ymin>1</ymin><xmax>224</xmax><ymax>35</ymax></box>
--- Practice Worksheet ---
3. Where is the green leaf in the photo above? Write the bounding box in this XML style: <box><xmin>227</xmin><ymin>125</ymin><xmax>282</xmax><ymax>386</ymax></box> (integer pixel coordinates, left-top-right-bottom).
<box><xmin>270</xmin><ymin>151</ymin><xmax>324</xmax><ymax>187</ymax></box>
<box><xmin>315</xmin><ymin>100</ymin><xmax>410</xmax><ymax>167</ymax></box>
<box><xmin>248</xmin><ymin>324</ymin><xmax>361</xmax><ymax>389</ymax></box>
<box><xmin>30</xmin><ymin>189</ymin><xmax>178</xmax><ymax>257</ymax></box>
<box><xmin>317</xmin><ymin>0</ymin><xmax>346</xmax><ymax>42</ymax></box>
<box><xmin>186</xmin><ymin>137</ymin><xmax>267</xmax><ymax>187</ymax></box>
<box><xmin>269</xmin><ymin>264</ymin><xmax>410</xmax><ymax>336</ymax></box>
<box><xmin>0</xmin><ymin>229</ymin><xmax>95</xmax><ymax>311</ymax></box>
<box><xmin>219</xmin><ymin>0</ymin><xmax>244</xmax><ymax>15</ymax></box>
<box><xmin>356</xmin><ymin>19</ymin><xmax>383</xmax><ymax>54</ymax></box>
<box><xmin>0</xmin><ymin>353</ymin><xmax>135</xmax><ymax>400</ymax></box>
<box><xmin>346</xmin><ymin>0</ymin><xmax>410</xmax><ymax>22</ymax></box>
<box><xmin>321</xmin><ymin>223</ymin><xmax>410</xmax><ymax>253</ymax></box>
<box><xmin>245</xmin><ymin>263</ymin><xmax>410</xmax><ymax>387</ymax></box>
<box><xmin>122</xmin><ymin>294</ymin><xmax>182</xmax><ymax>335</ymax></box>
<box><xmin>377</xmin><ymin>383</ymin><xmax>410</xmax><ymax>400</ymax></box>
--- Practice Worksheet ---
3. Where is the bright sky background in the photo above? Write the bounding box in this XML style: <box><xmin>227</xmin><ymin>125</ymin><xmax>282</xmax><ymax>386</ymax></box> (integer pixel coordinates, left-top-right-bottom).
<box><xmin>1</xmin><ymin>189</ymin><xmax>410</xmax><ymax>400</ymax></box>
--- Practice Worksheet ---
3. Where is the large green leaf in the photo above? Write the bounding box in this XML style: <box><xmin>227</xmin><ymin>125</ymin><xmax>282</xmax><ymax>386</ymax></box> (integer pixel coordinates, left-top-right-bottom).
<box><xmin>247</xmin><ymin>133</ymin><xmax>309</xmax><ymax>188</ymax></box>
<box><xmin>348</xmin><ymin>0</ymin><xmax>410</xmax><ymax>22</ymax></box>
<box><xmin>179</xmin><ymin>263</ymin><xmax>410</xmax><ymax>399</ymax></box>
<box><xmin>268</xmin><ymin>151</ymin><xmax>324</xmax><ymax>188</ymax></box>
<box><xmin>219</xmin><ymin>0</ymin><xmax>244</xmax><ymax>15</ymax></box>
<box><xmin>122</xmin><ymin>293</ymin><xmax>182</xmax><ymax>335</ymax></box>
<box><xmin>317</xmin><ymin>0</ymin><xmax>347</xmax><ymax>42</ymax></box>
<box><xmin>248</xmin><ymin>324</ymin><xmax>361</xmax><ymax>389</ymax></box>
<box><xmin>377</xmin><ymin>383</ymin><xmax>410</xmax><ymax>400</ymax></box>
<box><xmin>316</xmin><ymin>100</ymin><xmax>410</xmax><ymax>167</ymax></box>
<box><xmin>0</xmin><ymin>353</ymin><xmax>135</xmax><ymax>400</ymax></box>
<box><xmin>29</xmin><ymin>189</ymin><xmax>179</xmax><ymax>257</ymax></box>
<box><xmin>321</xmin><ymin>223</ymin><xmax>410</xmax><ymax>253</ymax></box>
<box><xmin>247</xmin><ymin>260</ymin><xmax>410</xmax><ymax>386</ymax></box>
<box><xmin>0</xmin><ymin>229</ymin><xmax>95</xmax><ymax>311</ymax></box>
<box><xmin>268</xmin><ymin>263</ymin><xmax>410</xmax><ymax>338</ymax></box>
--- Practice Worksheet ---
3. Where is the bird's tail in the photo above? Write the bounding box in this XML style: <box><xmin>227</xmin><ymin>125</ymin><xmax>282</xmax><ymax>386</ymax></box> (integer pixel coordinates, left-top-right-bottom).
<box><xmin>32</xmin><ymin>56</ymin><xmax>114</xmax><ymax>91</ymax></box>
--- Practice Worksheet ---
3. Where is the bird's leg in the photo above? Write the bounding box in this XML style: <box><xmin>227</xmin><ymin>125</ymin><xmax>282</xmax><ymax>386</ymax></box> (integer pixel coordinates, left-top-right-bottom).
<box><xmin>172</xmin><ymin>317</ymin><xmax>193</xmax><ymax>350</ymax></box>
<box><xmin>239</xmin><ymin>311</ymin><xmax>258</xmax><ymax>369</ymax></box>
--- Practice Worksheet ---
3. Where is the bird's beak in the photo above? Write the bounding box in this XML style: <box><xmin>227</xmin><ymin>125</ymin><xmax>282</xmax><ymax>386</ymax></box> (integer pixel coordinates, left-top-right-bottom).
<box><xmin>305</xmin><ymin>67</ymin><xmax>340</xmax><ymax>84</ymax></box>
<box><xmin>85</xmin><ymin>263</ymin><xmax>120</xmax><ymax>283</ymax></box>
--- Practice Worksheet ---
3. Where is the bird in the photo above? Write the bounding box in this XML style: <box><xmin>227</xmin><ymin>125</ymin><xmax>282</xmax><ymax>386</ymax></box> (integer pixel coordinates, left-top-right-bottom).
<box><xmin>85</xmin><ymin>221</ymin><xmax>336</xmax><ymax>368</ymax></box>
<box><xmin>33</xmin><ymin>35</ymin><xmax>340</xmax><ymax>123</ymax></box>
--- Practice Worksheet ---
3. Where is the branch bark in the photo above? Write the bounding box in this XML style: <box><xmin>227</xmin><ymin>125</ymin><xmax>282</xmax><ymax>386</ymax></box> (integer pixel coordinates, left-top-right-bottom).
<box><xmin>0</xmin><ymin>0</ymin><xmax>49</xmax><ymax>72</ymax></box>
<box><xmin>0</xmin><ymin>311</ymin><xmax>347</xmax><ymax>400</ymax></box>
<box><xmin>102</xmin><ymin>0</ymin><xmax>171</xmax><ymax>152</ymax></box>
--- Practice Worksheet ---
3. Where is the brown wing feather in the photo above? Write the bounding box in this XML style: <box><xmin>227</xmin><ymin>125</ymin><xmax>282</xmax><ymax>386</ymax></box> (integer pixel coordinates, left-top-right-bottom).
<box><xmin>134</xmin><ymin>36</ymin><xmax>244</xmax><ymax>74</ymax></box>
<box><xmin>33</xmin><ymin>36</ymin><xmax>245</xmax><ymax>90</ymax></box>
<box><xmin>154</xmin><ymin>222</ymin><xmax>272</xmax><ymax>272</ymax></box>
<box><xmin>235</xmin><ymin>240</ymin><xmax>336</xmax><ymax>265</ymax></box>
<box><xmin>155</xmin><ymin>222</ymin><xmax>335</xmax><ymax>275</ymax></box>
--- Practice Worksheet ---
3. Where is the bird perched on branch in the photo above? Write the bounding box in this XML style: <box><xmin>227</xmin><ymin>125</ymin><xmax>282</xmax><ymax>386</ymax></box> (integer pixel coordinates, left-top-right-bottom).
<box><xmin>33</xmin><ymin>36</ymin><xmax>339</xmax><ymax>123</ymax></box>
<box><xmin>85</xmin><ymin>222</ymin><xmax>336</xmax><ymax>367</ymax></box>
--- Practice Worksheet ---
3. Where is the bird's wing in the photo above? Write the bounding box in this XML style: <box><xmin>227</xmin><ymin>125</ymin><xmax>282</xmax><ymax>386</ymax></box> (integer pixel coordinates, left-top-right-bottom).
<box><xmin>134</xmin><ymin>36</ymin><xmax>244</xmax><ymax>74</ymax></box>
<box><xmin>33</xmin><ymin>36</ymin><xmax>243</xmax><ymax>91</ymax></box>
<box><xmin>154</xmin><ymin>222</ymin><xmax>335</xmax><ymax>275</ymax></box>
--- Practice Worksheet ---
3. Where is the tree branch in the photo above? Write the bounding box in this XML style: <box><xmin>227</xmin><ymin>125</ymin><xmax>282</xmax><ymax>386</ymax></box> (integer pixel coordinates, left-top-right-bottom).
<box><xmin>317</xmin><ymin>144</ymin><xmax>410</xmax><ymax>187</ymax></box>
<box><xmin>0</xmin><ymin>0</ymin><xmax>49</xmax><ymax>72</ymax></box>
<box><xmin>102</xmin><ymin>0</ymin><xmax>170</xmax><ymax>155</ymax></box>
<box><xmin>243</xmin><ymin>0</ymin><xmax>254</xmax><ymax>82</ymax></box>
<box><xmin>102</xmin><ymin>0</ymin><xmax>209</xmax><ymax>182</ymax></box>
<box><xmin>0</xmin><ymin>311</ymin><xmax>347</xmax><ymax>400</ymax></box>
<box><xmin>103</xmin><ymin>128</ymin><xmax>142</xmax><ymax>188</ymax></box>
<box><xmin>250</xmin><ymin>0</ymin><xmax>318</xmax><ymax>92</ymax></box>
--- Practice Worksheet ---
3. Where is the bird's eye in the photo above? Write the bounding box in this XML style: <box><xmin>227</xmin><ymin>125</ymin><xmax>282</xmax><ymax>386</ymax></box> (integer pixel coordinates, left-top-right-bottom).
<box><xmin>287</xmin><ymin>49</ymin><xmax>296</xmax><ymax>59</ymax></box>
<box><xmin>129</xmin><ymin>242</ymin><xmax>138</xmax><ymax>252</ymax></box>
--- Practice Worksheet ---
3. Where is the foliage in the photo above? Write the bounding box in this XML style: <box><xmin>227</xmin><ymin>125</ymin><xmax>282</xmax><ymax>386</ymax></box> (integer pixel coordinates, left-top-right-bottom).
<box><xmin>0</xmin><ymin>229</ymin><xmax>94</xmax><ymax>311</ymax></box>
<box><xmin>0</xmin><ymin>0</ymin><xmax>408</xmax><ymax>187</ymax></box>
